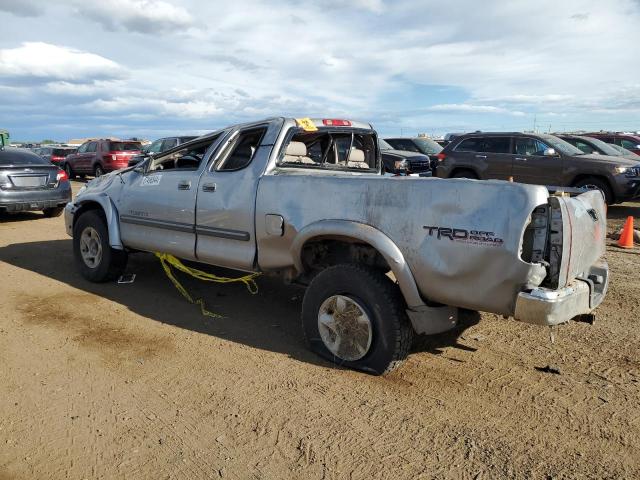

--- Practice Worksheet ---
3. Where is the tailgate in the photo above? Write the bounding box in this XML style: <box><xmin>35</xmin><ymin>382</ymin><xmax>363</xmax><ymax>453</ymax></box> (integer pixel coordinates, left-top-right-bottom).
<box><xmin>549</xmin><ymin>189</ymin><xmax>606</xmax><ymax>289</ymax></box>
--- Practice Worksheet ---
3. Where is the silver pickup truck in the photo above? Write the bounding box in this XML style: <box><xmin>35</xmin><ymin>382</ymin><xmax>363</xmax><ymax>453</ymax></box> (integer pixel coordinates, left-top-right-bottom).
<box><xmin>64</xmin><ymin>117</ymin><xmax>609</xmax><ymax>375</ymax></box>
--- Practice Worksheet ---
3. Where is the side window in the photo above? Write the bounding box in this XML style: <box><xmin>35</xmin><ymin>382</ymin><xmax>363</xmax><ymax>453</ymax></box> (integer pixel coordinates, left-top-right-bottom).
<box><xmin>216</xmin><ymin>128</ymin><xmax>266</xmax><ymax>171</ymax></box>
<box><xmin>454</xmin><ymin>138</ymin><xmax>481</xmax><ymax>152</ymax></box>
<box><xmin>481</xmin><ymin>137</ymin><xmax>511</xmax><ymax>154</ymax></box>
<box><xmin>389</xmin><ymin>139</ymin><xmax>420</xmax><ymax>152</ymax></box>
<box><xmin>620</xmin><ymin>139</ymin><xmax>639</xmax><ymax>150</ymax></box>
<box><xmin>574</xmin><ymin>140</ymin><xmax>596</xmax><ymax>154</ymax></box>
<box><xmin>515</xmin><ymin>138</ymin><xmax>549</xmax><ymax>156</ymax></box>
<box><xmin>77</xmin><ymin>142</ymin><xmax>89</xmax><ymax>153</ymax></box>
<box><xmin>149</xmin><ymin>135</ymin><xmax>220</xmax><ymax>171</ymax></box>
<box><xmin>148</xmin><ymin>140</ymin><xmax>163</xmax><ymax>153</ymax></box>
<box><xmin>86</xmin><ymin>142</ymin><xmax>98</xmax><ymax>153</ymax></box>
<box><xmin>161</xmin><ymin>138</ymin><xmax>178</xmax><ymax>151</ymax></box>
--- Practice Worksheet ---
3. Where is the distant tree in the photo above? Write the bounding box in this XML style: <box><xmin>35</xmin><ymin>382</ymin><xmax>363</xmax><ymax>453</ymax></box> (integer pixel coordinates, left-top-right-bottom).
<box><xmin>41</xmin><ymin>139</ymin><xmax>56</xmax><ymax>144</ymax></box>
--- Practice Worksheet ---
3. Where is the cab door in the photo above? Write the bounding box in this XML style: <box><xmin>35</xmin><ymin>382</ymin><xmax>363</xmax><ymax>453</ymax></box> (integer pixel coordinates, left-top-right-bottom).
<box><xmin>511</xmin><ymin>137</ymin><xmax>564</xmax><ymax>185</ymax></box>
<box><xmin>117</xmin><ymin>136</ymin><xmax>223</xmax><ymax>259</ymax></box>
<box><xmin>195</xmin><ymin>124</ymin><xmax>272</xmax><ymax>271</ymax></box>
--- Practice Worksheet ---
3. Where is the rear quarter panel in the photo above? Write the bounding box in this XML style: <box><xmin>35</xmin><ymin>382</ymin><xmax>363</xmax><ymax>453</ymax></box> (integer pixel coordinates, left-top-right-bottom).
<box><xmin>256</xmin><ymin>173</ymin><xmax>549</xmax><ymax>315</ymax></box>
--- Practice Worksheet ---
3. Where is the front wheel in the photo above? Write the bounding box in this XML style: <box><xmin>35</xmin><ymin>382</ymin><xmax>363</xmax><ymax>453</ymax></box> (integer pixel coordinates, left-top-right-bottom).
<box><xmin>573</xmin><ymin>177</ymin><xmax>614</xmax><ymax>205</ymax></box>
<box><xmin>302</xmin><ymin>264</ymin><xmax>414</xmax><ymax>375</ymax></box>
<box><xmin>73</xmin><ymin>210</ymin><xmax>127</xmax><ymax>282</ymax></box>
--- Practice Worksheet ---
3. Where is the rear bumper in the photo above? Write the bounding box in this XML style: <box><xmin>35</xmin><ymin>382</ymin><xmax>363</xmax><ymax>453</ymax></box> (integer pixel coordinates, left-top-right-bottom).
<box><xmin>514</xmin><ymin>260</ymin><xmax>609</xmax><ymax>326</ymax></box>
<box><xmin>0</xmin><ymin>185</ymin><xmax>72</xmax><ymax>212</ymax></box>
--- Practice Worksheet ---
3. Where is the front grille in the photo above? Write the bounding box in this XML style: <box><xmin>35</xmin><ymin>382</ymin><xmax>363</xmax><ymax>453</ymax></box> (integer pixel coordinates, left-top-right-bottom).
<box><xmin>409</xmin><ymin>161</ymin><xmax>431</xmax><ymax>173</ymax></box>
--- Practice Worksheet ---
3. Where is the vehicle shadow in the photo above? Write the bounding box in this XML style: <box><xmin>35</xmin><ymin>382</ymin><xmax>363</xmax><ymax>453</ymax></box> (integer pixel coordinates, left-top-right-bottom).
<box><xmin>0</xmin><ymin>211</ymin><xmax>46</xmax><ymax>223</ymax></box>
<box><xmin>608</xmin><ymin>201</ymin><xmax>639</xmax><ymax>220</ymax></box>
<box><xmin>0</xmin><ymin>239</ymin><xmax>480</xmax><ymax>371</ymax></box>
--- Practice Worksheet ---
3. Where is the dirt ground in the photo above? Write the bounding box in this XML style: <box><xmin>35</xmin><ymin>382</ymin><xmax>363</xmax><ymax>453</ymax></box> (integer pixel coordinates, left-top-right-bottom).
<box><xmin>1</xmin><ymin>181</ymin><xmax>639</xmax><ymax>480</ymax></box>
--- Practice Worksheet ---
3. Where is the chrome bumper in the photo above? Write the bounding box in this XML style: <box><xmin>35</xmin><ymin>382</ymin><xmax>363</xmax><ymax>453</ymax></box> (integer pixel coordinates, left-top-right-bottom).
<box><xmin>514</xmin><ymin>261</ymin><xmax>608</xmax><ymax>326</ymax></box>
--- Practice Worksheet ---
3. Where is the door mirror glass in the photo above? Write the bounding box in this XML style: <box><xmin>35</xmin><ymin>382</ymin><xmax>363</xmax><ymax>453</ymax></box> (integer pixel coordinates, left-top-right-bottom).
<box><xmin>543</xmin><ymin>148</ymin><xmax>557</xmax><ymax>156</ymax></box>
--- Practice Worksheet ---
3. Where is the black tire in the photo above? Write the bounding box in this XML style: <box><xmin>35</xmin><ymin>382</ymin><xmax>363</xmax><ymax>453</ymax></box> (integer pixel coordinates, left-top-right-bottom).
<box><xmin>94</xmin><ymin>165</ymin><xmax>104</xmax><ymax>177</ymax></box>
<box><xmin>64</xmin><ymin>163</ymin><xmax>76</xmax><ymax>180</ymax></box>
<box><xmin>573</xmin><ymin>177</ymin><xmax>614</xmax><ymax>205</ymax></box>
<box><xmin>73</xmin><ymin>210</ymin><xmax>127</xmax><ymax>282</ymax></box>
<box><xmin>302</xmin><ymin>264</ymin><xmax>414</xmax><ymax>375</ymax></box>
<box><xmin>43</xmin><ymin>207</ymin><xmax>64</xmax><ymax>218</ymax></box>
<box><xmin>450</xmin><ymin>169</ymin><xmax>478</xmax><ymax>179</ymax></box>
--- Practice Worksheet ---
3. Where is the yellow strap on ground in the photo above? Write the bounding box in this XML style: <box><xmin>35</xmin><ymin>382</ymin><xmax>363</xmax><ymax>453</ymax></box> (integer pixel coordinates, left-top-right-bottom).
<box><xmin>155</xmin><ymin>252</ymin><xmax>261</xmax><ymax>318</ymax></box>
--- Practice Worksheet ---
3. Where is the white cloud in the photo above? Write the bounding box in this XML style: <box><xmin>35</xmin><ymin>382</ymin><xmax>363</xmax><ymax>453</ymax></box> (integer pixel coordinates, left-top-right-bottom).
<box><xmin>0</xmin><ymin>42</ymin><xmax>125</xmax><ymax>83</ymax></box>
<box><xmin>70</xmin><ymin>0</ymin><xmax>193</xmax><ymax>33</ymax></box>
<box><xmin>426</xmin><ymin>104</ymin><xmax>526</xmax><ymax>116</ymax></box>
<box><xmin>0</xmin><ymin>0</ymin><xmax>42</xmax><ymax>16</ymax></box>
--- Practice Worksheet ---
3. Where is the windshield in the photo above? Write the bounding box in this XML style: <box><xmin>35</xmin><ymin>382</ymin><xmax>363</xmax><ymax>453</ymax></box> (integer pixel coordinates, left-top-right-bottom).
<box><xmin>379</xmin><ymin>139</ymin><xmax>393</xmax><ymax>150</ymax></box>
<box><xmin>414</xmin><ymin>138</ymin><xmax>443</xmax><ymax>154</ymax></box>
<box><xmin>609</xmin><ymin>144</ymin><xmax>635</xmax><ymax>156</ymax></box>
<box><xmin>539</xmin><ymin>135</ymin><xmax>585</xmax><ymax>156</ymax></box>
<box><xmin>109</xmin><ymin>142</ymin><xmax>141</xmax><ymax>152</ymax></box>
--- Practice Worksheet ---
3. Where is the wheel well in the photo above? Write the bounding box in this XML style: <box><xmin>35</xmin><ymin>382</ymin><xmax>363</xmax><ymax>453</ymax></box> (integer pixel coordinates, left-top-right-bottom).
<box><xmin>571</xmin><ymin>174</ymin><xmax>612</xmax><ymax>190</ymax></box>
<box><xmin>72</xmin><ymin>201</ymin><xmax>105</xmax><ymax>230</ymax></box>
<box><xmin>300</xmin><ymin>237</ymin><xmax>391</xmax><ymax>280</ymax></box>
<box><xmin>449</xmin><ymin>167</ymin><xmax>478</xmax><ymax>179</ymax></box>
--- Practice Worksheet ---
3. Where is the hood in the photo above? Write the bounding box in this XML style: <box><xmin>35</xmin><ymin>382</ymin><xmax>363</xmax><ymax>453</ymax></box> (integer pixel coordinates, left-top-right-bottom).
<box><xmin>576</xmin><ymin>153</ymin><xmax>640</xmax><ymax>167</ymax></box>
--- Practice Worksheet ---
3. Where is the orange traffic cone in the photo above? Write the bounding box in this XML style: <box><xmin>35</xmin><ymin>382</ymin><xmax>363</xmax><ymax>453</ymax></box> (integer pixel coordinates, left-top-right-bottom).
<box><xmin>618</xmin><ymin>216</ymin><xmax>635</xmax><ymax>249</ymax></box>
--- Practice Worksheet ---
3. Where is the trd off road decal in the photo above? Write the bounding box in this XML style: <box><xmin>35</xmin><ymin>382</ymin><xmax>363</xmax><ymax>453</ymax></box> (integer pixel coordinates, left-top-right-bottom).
<box><xmin>141</xmin><ymin>174</ymin><xmax>162</xmax><ymax>186</ymax></box>
<box><xmin>423</xmin><ymin>226</ymin><xmax>504</xmax><ymax>246</ymax></box>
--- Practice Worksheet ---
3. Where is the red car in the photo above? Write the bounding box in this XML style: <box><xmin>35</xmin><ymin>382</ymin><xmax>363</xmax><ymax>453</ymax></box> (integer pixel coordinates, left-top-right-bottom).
<box><xmin>62</xmin><ymin>139</ymin><xmax>142</xmax><ymax>178</ymax></box>
<box><xmin>584</xmin><ymin>132</ymin><xmax>640</xmax><ymax>156</ymax></box>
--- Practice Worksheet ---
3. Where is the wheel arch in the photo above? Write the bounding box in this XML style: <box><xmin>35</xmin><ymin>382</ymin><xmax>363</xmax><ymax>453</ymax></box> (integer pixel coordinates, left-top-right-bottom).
<box><xmin>290</xmin><ymin>220</ymin><xmax>424</xmax><ymax>308</ymax></box>
<box><xmin>570</xmin><ymin>173</ymin><xmax>615</xmax><ymax>202</ymax></box>
<box><xmin>449</xmin><ymin>166</ymin><xmax>479</xmax><ymax>179</ymax></box>
<box><xmin>73</xmin><ymin>195</ymin><xmax>123</xmax><ymax>249</ymax></box>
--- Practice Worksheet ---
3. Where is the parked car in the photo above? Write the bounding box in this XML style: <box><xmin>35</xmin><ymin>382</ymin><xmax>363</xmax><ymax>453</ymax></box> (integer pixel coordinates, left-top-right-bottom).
<box><xmin>63</xmin><ymin>139</ymin><xmax>142</xmax><ymax>179</ymax></box>
<box><xmin>64</xmin><ymin>117</ymin><xmax>608</xmax><ymax>375</ymax></box>
<box><xmin>383</xmin><ymin>137</ymin><xmax>443</xmax><ymax>169</ymax></box>
<box><xmin>128</xmin><ymin>136</ymin><xmax>197</xmax><ymax>167</ymax></box>
<box><xmin>435</xmin><ymin>132</ymin><xmax>640</xmax><ymax>204</ymax></box>
<box><xmin>0</xmin><ymin>147</ymin><xmax>71</xmax><ymax>217</ymax></box>
<box><xmin>35</xmin><ymin>146</ymin><xmax>77</xmax><ymax>166</ymax></box>
<box><xmin>379</xmin><ymin>139</ymin><xmax>432</xmax><ymax>175</ymax></box>
<box><xmin>584</xmin><ymin>132</ymin><xmax>640</xmax><ymax>156</ymax></box>
<box><xmin>556</xmin><ymin>134</ymin><xmax>639</xmax><ymax>161</ymax></box>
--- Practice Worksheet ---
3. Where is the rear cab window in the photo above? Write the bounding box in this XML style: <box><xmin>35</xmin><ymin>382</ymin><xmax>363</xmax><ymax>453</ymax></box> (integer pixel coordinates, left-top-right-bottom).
<box><xmin>278</xmin><ymin>128</ymin><xmax>378</xmax><ymax>172</ymax></box>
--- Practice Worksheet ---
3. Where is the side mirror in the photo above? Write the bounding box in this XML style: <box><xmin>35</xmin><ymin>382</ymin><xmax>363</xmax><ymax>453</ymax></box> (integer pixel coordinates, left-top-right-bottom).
<box><xmin>543</xmin><ymin>148</ymin><xmax>557</xmax><ymax>156</ymax></box>
<box><xmin>134</xmin><ymin>165</ymin><xmax>145</xmax><ymax>174</ymax></box>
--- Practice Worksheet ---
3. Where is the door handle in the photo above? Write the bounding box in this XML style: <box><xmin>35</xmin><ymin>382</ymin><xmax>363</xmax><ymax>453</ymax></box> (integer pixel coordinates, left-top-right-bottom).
<box><xmin>178</xmin><ymin>180</ymin><xmax>191</xmax><ymax>190</ymax></box>
<box><xmin>475</xmin><ymin>155</ymin><xmax>487</xmax><ymax>159</ymax></box>
<box><xmin>202</xmin><ymin>182</ymin><xmax>216</xmax><ymax>192</ymax></box>
<box><xmin>514</xmin><ymin>157</ymin><xmax>528</xmax><ymax>161</ymax></box>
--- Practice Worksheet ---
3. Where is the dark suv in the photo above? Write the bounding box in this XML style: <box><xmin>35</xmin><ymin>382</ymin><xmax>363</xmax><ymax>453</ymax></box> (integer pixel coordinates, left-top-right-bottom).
<box><xmin>383</xmin><ymin>137</ymin><xmax>443</xmax><ymax>168</ymax></box>
<box><xmin>556</xmin><ymin>134</ymin><xmax>639</xmax><ymax>161</ymax></box>
<box><xmin>379</xmin><ymin>139</ymin><xmax>432</xmax><ymax>175</ymax></box>
<box><xmin>128</xmin><ymin>135</ymin><xmax>197</xmax><ymax>167</ymax></box>
<box><xmin>63</xmin><ymin>139</ymin><xmax>142</xmax><ymax>178</ymax></box>
<box><xmin>584</xmin><ymin>132</ymin><xmax>640</xmax><ymax>156</ymax></box>
<box><xmin>35</xmin><ymin>146</ymin><xmax>77</xmax><ymax>166</ymax></box>
<box><xmin>436</xmin><ymin>132</ymin><xmax>640</xmax><ymax>204</ymax></box>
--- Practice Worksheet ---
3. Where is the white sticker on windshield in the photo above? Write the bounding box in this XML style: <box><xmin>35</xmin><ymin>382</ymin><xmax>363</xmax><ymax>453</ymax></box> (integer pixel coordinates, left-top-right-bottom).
<box><xmin>141</xmin><ymin>174</ymin><xmax>161</xmax><ymax>186</ymax></box>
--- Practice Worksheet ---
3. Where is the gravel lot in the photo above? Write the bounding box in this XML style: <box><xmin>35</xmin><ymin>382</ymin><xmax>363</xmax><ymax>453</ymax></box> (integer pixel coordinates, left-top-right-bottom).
<box><xmin>1</xmin><ymin>180</ymin><xmax>639</xmax><ymax>479</ymax></box>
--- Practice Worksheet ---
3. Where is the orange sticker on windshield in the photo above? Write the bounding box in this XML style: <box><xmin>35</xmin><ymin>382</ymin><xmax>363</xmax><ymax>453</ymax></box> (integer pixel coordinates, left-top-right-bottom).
<box><xmin>295</xmin><ymin>118</ymin><xmax>318</xmax><ymax>132</ymax></box>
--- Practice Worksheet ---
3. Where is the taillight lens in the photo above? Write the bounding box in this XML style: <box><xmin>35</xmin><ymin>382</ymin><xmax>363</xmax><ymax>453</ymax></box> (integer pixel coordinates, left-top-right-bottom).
<box><xmin>322</xmin><ymin>119</ymin><xmax>352</xmax><ymax>126</ymax></box>
<box><xmin>436</xmin><ymin>152</ymin><xmax>447</xmax><ymax>162</ymax></box>
<box><xmin>51</xmin><ymin>155</ymin><xmax>64</xmax><ymax>163</ymax></box>
<box><xmin>56</xmin><ymin>169</ymin><xmax>68</xmax><ymax>183</ymax></box>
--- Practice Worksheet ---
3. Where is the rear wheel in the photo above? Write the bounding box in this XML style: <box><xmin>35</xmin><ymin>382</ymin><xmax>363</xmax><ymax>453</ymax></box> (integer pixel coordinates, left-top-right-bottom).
<box><xmin>450</xmin><ymin>169</ymin><xmax>478</xmax><ymax>179</ymax></box>
<box><xmin>64</xmin><ymin>163</ymin><xmax>76</xmax><ymax>180</ymax></box>
<box><xmin>43</xmin><ymin>207</ymin><xmax>64</xmax><ymax>218</ymax></box>
<box><xmin>573</xmin><ymin>177</ymin><xmax>614</xmax><ymax>205</ymax></box>
<box><xmin>94</xmin><ymin>165</ymin><xmax>105</xmax><ymax>177</ymax></box>
<box><xmin>302</xmin><ymin>264</ymin><xmax>414</xmax><ymax>375</ymax></box>
<box><xmin>73</xmin><ymin>210</ymin><xmax>127</xmax><ymax>282</ymax></box>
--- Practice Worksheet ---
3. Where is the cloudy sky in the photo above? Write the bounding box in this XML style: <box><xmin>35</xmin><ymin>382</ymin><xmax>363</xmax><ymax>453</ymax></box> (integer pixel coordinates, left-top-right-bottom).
<box><xmin>0</xmin><ymin>0</ymin><xmax>639</xmax><ymax>141</ymax></box>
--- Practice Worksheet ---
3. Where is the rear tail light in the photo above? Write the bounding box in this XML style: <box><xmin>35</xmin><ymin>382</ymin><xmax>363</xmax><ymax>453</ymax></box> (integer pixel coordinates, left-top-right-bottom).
<box><xmin>322</xmin><ymin>119</ymin><xmax>352</xmax><ymax>126</ymax></box>
<box><xmin>56</xmin><ymin>169</ymin><xmax>68</xmax><ymax>183</ymax></box>
<box><xmin>51</xmin><ymin>155</ymin><xmax>65</xmax><ymax>163</ymax></box>
<box><xmin>436</xmin><ymin>152</ymin><xmax>447</xmax><ymax>162</ymax></box>
<box><xmin>104</xmin><ymin>153</ymin><xmax>117</xmax><ymax>161</ymax></box>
